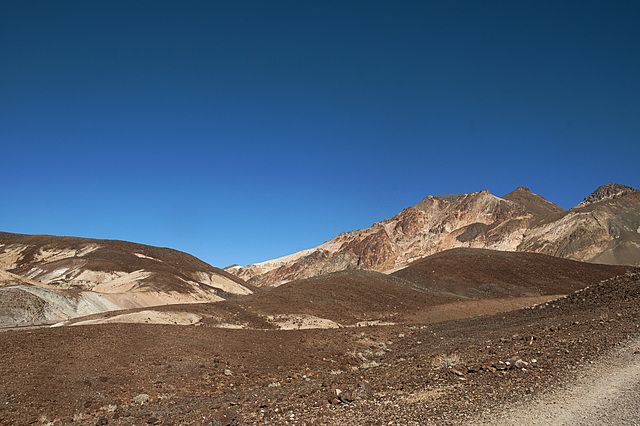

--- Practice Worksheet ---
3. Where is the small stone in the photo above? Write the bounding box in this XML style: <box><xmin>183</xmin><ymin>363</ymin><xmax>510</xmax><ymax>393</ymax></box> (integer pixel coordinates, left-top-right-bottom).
<box><xmin>224</xmin><ymin>369</ymin><xmax>233</xmax><ymax>376</ymax></box>
<box><xmin>515</xmin><ymin>359</ymin><xmax>529</xmax><ymax>369</ymax></box>
<box><xmin>339</xmin><ymin>381</ymin><xmax>373</xmax><ymax>403</ymax></box>
<box><xmin>449</xmin><ymin>368</ymin><xmax>465</xmax><ymax>377</ymax></box>
<box><xmin>132</xmin><ymin>394</ymin><xmax>150</xmax><ymax>405</ymax></box>
<box><xmin>211</xmin><ymin>408</ymin><xmax>240</xmax><ymax>426</ymax></box>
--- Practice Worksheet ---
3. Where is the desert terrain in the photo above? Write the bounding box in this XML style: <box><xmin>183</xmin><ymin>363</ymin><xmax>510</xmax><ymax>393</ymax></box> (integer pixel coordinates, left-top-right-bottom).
<box><xmin>1</xmin><ymin>183</ymin><xmax>640</xmax><ymax>425</ymax></box>
<box><xmin>1</xmin><ymin>248</ymin><xmax>637</xmax><ymax>425</ymax></box>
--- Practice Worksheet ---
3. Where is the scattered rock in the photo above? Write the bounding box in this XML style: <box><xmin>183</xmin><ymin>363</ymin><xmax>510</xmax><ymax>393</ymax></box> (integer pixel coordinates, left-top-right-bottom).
<box><xmin>211</xmin><ymin>408</ymin><xmax>240</xmax><ymax>426</ymax></box>
<box><xmin>132</xmin><ymin>394</ymin><xmax>150</xmax><ymax>405</ymax></box>
<box><xmin>338</xmin><ymin>381</ymin><xmax>373</xmax><ymax>403</ymax></box>
<box><xmin>449</xmin><ymin>368</ymin><xmax>465</xmax><ymax>377</ymax></box>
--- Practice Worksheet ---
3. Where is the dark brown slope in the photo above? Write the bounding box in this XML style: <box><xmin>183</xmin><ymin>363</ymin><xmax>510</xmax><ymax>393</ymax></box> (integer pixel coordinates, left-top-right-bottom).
<box><xmin>502</xmin><ymin>186</ymin><xmax>566</xmax><ymax>217</ymax></box>
<box><xmin>162</xmin><ymin>249</ymin><xmax>630</xmax><ymax>330</ymax></box>
<box><xmin>219</xmin><ymin>270</ymin><xmax>455</xmax><ymax>326</ymax></box>
<box><xmin>392</xmin><ymin>248</ymin><xmax>629</xmax><ymax>298</ymax></box>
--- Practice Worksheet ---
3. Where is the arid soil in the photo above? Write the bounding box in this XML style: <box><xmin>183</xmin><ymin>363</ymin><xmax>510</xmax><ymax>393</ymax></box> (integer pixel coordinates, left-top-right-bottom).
<box><xmin>0</xmin><ymin>251</ymin><xmax>637</xmax><ymax>425</ymax></box>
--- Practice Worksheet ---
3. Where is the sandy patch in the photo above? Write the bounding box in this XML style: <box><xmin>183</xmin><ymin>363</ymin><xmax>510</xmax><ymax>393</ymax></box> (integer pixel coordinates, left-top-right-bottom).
<box><xmin>102</xmin><ymin>290</ymin><xmax>223</xmax><ymax>309</ymax></box>
<box><xmin>33</xmin><ymin>245</ymin><xmax>100</xmax><ymax>263</ymax></box>
<box><xmin>134</xmin><ymin>252</ymin><xmax>159</xmax><ymax>261</ymax></box>
<box><xmin>71</xmin><ymin>310</ymin><xmax>202</xmax><ymax>326</ymax></box>
<box><xmin>354</xmin><ymin>320</ymin><xmax>396</xmax><ymax>327</ymax></box>
<box><xmin>87</xmin><ymin>270</ymin><xmax>153</xmax><ymax>292</ymax></box>
<box><xmin>408</xmin><ymin>295</ymin><xmax>564</xmax><ymax>324</ymax></box>
<box><xmin>191</xmin><ymin>271</ymin><xmax>253</xmax><ymax>295</ymax></box>
<box><xmin>266</xmin><ymin>314</ymin><xmax>342</xmax><ymax>330</ymax></box>
<box><xmin>0</xmin><ymin>244</ymin><xmax>28</xmax><ymax>270</ymax></box>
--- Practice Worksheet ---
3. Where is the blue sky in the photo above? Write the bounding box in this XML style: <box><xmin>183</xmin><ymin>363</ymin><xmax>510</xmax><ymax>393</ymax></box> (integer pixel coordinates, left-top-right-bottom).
<box><xmin>1</xmin><ymin>1</ymin><xmax>639</xmax><ymax>267</ymax></box>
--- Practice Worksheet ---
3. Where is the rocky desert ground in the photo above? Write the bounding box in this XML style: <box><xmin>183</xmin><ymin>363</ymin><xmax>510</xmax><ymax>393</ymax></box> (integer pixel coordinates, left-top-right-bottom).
<box><xmin>1</xmin><ymin>249</ymin><xmax>637</xmax><ymax>425</ymax></box>
<box><xmin>1</xmin><ymin>183</ymin><xmax>640</xmax><ymax>425</ymax></box>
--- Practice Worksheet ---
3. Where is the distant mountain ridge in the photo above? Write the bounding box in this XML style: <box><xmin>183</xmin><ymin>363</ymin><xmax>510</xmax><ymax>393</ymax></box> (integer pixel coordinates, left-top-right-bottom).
<box><xmin>227</xmin><ymin>184</ymin><xmax>640</xmax><ymax>286</ymax></box>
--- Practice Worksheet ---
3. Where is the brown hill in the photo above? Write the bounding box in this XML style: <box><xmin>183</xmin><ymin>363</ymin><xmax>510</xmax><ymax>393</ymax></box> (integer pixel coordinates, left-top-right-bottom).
<box><xmin>393</xmin><ymin>248</ymin><xmax>627</xmax><ymax>298</ymax></box>
<box><xmin>0</xmin><ymin>232</ymin><xmax>253</xmax><ymax>323</ymax></box>
<box><xmin>217</xmin><ymin>270</ymin><xmax>453</xmax><ymax>327</ymax></box>
<box><xmin>218</xmin><ymin>249</ymin><xmax>628</xmax><ymax>327</ymax></box>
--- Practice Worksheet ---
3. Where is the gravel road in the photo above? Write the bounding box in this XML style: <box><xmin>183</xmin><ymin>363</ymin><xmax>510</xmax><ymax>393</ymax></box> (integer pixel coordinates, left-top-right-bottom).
<box><xmin>479</xmin><ymin>336</ymin><xmax>640</xmax><ymax>425</ymax></box>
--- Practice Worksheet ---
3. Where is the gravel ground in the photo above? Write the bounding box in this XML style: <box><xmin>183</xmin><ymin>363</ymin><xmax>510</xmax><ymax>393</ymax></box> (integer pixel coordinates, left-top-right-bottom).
<box><xmin>0</xmin><ymin>269</ymin><xmax>638</xmax><ymax>425</ymax></box>
<box><xmin>478</xmin><ymin>335</ymin><xmax>640</xmax><ymax>425</ymax></box>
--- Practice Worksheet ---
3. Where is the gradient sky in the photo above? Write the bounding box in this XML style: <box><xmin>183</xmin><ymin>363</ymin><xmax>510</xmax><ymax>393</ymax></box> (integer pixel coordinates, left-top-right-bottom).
<box><xmin>2</xmin><ymin>1</ymin><xmax>639</xmax><ymax>268</ymax></box>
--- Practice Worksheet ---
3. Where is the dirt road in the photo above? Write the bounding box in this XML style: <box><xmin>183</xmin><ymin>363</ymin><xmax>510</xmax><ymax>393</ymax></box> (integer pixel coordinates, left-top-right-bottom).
<box><xmin>479</xmin><ymin>336</ymin><xmax>640</xmax><ymax>425</ymax></box>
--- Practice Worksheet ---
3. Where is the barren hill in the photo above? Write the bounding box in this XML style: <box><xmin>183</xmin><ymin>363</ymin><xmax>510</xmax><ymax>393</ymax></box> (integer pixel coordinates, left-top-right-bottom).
<box><xmin>0</xmin><ymin>247</ymin><xmax>636</xmax><ymax>424</ymax></box>
<box><xmin>0</xmin><ymin>232</ymin><xmax>253</xmax><ymax>323</ymax></box>
<box><xmin>392</xmin><ymin>248</ymin><xmax>626</xmax><ymax>297</ymax></box>
<box><xmin>77</xmin><ymin>249</ymin><xmax>629</xmax><ymax>332</ymax></box>
<box><xmin>228</xmin><ymin>184</ymin><xmax>640</xmax><ymax>287</ymax></box>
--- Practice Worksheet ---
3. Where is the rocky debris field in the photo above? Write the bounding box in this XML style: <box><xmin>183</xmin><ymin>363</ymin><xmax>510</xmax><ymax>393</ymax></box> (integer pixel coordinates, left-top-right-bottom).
<box><xmin>1</xmin><ymin>268</ymin><xmax>639</xmax><ymax>425</ymax></box>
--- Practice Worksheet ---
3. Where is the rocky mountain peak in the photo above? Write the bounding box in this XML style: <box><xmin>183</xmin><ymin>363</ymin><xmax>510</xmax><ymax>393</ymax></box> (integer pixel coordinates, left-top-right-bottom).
<box><xmin>502</xmin><ymin>186</ymin><xmax>565</xmax><ymax>216</ymax></box>
<box><xmin>576</xmin><ymin>183</ymin><xmax>638</xmax><ymax>208</ymax></box>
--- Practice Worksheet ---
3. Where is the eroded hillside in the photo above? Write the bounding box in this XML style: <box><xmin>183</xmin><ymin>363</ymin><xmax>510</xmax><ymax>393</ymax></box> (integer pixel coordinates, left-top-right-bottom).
<box><xmin>228</xmin><ymin>184</ymin><xmax>640</xmax><ymax>287</ymax></box>
<box><xmin>0</xmin><ymin>233</ymin><xmax>253</xmax><ymax>323</ymax></box>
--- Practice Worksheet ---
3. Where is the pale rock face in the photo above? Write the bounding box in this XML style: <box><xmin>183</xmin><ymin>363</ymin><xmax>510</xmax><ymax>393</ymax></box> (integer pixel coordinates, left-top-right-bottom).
<box><xmin>33</xmin><ymin>245</ymin><xmax>100</xmax><ymax>263</ymax></box>
<box><xmin>189</xmin><ymin>271</ymin><xmax>253</xmax><ymax>295</ymax></box>
<box><xmin>0</xmin><ymin>244</ymin><xmax>28</xmax><ymax>270</ymax></box>
<box><xmin>518</xmin><ymin>211</ymin><xmax>611</xmax><ymax>261</ymax></box>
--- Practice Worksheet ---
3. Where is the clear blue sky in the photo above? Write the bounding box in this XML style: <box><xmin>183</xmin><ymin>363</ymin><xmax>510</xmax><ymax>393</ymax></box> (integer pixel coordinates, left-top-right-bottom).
<box><xmin>2</xmin><ymin>1</ymin><xmax>639</xmax><ymax>267</ymax></box>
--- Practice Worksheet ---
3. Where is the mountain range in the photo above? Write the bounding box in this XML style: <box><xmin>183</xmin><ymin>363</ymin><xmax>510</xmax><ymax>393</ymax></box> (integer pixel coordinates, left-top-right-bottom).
<box><xmin>226</xmin><ymin>183</ymin><xmax>640</xmax><ymax>286</ymax></box>
<box><xmin>1</xmin><ymin>182</ymin><xmax>640</xmax><ymax>424</ymax></box>
<box><xmin>1</xmin><ymin>182</ymin><xmax>638</xmax><ymax>325</ymax></box>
